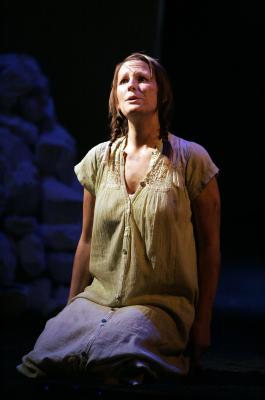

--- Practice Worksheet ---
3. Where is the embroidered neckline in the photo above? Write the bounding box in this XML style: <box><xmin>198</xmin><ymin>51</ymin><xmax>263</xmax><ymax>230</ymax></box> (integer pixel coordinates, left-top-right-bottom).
<box><xmin>106</xmin><ymin>135</ymin><xmax>173</xmax><ymax>194</ymax></box>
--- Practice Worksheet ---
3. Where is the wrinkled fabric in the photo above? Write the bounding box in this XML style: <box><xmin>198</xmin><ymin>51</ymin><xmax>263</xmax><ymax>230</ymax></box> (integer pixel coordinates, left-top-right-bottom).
<box><xmin>17</xmin><ymin>133</ymin><xmax>219</xmax><ymax>380</ymax></box>
<box><xmin>17</xmin><ymin>298</ymin><xmax>189</xmax><ymax>379</ymax></box>
<box><xmin>73</xmin><ymin>133</ymin><xmax>218</xmax><ymax>324</ymax></box>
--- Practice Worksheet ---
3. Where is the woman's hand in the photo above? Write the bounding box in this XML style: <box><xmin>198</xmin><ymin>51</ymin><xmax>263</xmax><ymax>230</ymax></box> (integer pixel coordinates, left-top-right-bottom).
<box><xmin>189</xmin><ymin>316</ymin><xmax>211</xmax><ymax>372</ymax></box>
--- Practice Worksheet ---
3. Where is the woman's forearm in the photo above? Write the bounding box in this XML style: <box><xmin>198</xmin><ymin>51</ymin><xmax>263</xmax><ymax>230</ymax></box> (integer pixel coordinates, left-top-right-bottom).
<box><xmin>68</xmin><ymin>239</ymin><xmax>93</xmax><ymax>302</ymax></box>
<box><xmin>196</xmin><ymin>243</ymin><xmax>221</xmax><ymax>323</ymax></box>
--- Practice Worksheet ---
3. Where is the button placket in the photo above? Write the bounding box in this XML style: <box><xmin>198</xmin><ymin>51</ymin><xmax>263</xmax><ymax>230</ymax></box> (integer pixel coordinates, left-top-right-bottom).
<box><xmin>116</xmin><ymin>199</ymin><xmax>131</xmax><ymax>303</ymax></box>
<box><xmin>124</xmin><ymin>226</ymin><xmax>130</xmax><ymax>237</ymax></box>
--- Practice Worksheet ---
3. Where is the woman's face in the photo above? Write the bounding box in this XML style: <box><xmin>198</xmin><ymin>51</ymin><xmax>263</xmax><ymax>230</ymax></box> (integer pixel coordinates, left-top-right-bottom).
<box><xmin>116</xmin><ymin>60</ymin><xmax>158</xmax><ymax>119</ymax></box>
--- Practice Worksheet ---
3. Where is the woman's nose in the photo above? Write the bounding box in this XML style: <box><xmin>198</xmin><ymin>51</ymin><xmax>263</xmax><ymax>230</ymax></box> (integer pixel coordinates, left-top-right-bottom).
<box><xmin>128</xmin><ymin>78</ymin><xmax>136</xmax><ymax>91</ymax></box>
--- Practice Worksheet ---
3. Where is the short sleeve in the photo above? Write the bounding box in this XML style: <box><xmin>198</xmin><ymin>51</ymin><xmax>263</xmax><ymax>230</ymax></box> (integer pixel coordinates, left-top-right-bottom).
<box><xmin>185</xmin><ymin>142</ymin><xmax>219</xmax><ymax>200</ymax></box>
<box><xmin>74</xmin><ymin>142</ymin><xmax>108</xmax><ymax>196</ymax></box>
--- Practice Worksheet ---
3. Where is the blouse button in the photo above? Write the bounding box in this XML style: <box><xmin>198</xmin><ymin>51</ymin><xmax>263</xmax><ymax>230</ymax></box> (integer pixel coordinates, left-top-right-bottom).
<box><xmin>122</xmin><ymin>249</ymin><xmax>127</xmax><ymax>255</ymax></box>
<box><xmin>140</xmin><ymin>181</ymin><xmax>146</xmax><ymax>187</ymax></box>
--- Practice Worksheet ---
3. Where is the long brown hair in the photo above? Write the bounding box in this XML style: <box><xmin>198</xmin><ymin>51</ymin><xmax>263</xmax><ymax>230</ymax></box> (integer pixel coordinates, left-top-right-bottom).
<box><xmin>108</xmin><ymin>52</ymin><xmax>173</xmax><ymax>158</ymax></box>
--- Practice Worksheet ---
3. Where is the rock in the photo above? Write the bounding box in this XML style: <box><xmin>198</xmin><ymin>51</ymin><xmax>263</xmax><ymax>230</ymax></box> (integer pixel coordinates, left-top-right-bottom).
<box><xmin>4</xmin><ymin>216</ymin><xmax>38</xmax><ymax>237</ymax></box>
<box><xmin>0</xmin><ymin>53</ymin><xmax>48</xmax><ymax>113</ymax></box>
<box><xmin>6</xmin><ymin>160</ymin><xmax>41</xmax><ymax>216</ymax></box>
<box><xmin>42</xmin><ymin>177</ymin><xmax>82</xmax><ymax>224</ymax></box>
<box><xmin>0</xmin><ymin>154</ymin><xmax>8</xmax><ymax>186</ymax></box>
<box><xmin>53</xmin><ymin>285</ymin><xmax>69</xmax><ymax>306</ymax></box>
<box><xmin>0</xmin><ymin>185</ymin><xmax>7</xmax><ymax>217</ymax></box>
<box><xmin>41</xmin><ymin>223</ymin><xmax>80</xmax><ymax>251</ymax></box>
<box><xmin>27</xmin><ymin>278</ymin><xmax>52</xmax><ymax>313</ymax></box>
<box><xmin>0</xmin><ymin>127</ymin><xmax>34</xmax><ymax>171</ymax></box>
<box><xmin>0</xmin><ymin>232</ymin><xmax>17</xmax><ymax>285</ymax></box>
<box><xmin>0</xmin><ymin>53</ymin><xmax>80</xmax><ymax>319</ymax></box>
<box><xmin>47</xmin><ymin>252</ymin><xmax>74</xmax><ymax>285</ymax></box>
<box><xmin>17</xmin><ymin>233</ymin><xmax>46</xmax><ymax>277</ymax></box>
<box><xmin>0</xmin><ymin>284</ymin><xmax>28</xmax><ymax>317</ymax></box>
<box><xmin>36</xmin><ymin>125</ymin><xmax>77</xmax><ymax>185</ymax></box>
<box><xmin>43</xmin><ymin>285</ymin><xmax>69</xmax><ymax>317</ymax></box>
<box><xmin>0</xmin><ymin>114</ymin><xmax>38</xmax><ymax>147</ymax></box>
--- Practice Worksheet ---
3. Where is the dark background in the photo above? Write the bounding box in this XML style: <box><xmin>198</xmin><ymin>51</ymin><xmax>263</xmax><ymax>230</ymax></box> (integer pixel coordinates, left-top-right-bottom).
<box><xmin>1</xmin><ymin>0</ymin><xmax>265</xmax><ymax>396</ymax></box>
<box><xmin>0</xmin><ymin>0</ymin><xmax>265</xmax><ymax>296</ymax></box>
<box><xmin>1</xmin><ymin>0</ymin><xmax>264</xmax><ymax>266</ymax></box>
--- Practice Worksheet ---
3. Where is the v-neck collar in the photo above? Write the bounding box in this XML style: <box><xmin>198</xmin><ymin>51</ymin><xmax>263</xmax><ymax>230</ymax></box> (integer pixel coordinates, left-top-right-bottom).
<box><xmin>119</xmin><ymin>135</ymin><xmax>163</xmax><ymax>201</ymax></box>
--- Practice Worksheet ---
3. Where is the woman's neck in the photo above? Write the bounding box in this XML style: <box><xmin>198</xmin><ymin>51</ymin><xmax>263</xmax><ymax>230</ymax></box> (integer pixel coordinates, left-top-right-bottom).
<box><xmin>127</xmin><ymin>118</ymin><xmax>160</xmax><ymax>151</ymax></box>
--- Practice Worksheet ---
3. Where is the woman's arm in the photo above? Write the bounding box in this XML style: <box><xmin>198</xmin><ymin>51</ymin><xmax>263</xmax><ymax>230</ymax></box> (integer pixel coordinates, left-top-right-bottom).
<box><xmin>68</xmin><ymin>188</ymin><xmax>96</xmax><ymax>302</ymax></box>
<box><xmin>190</xmin><ymin>176</ymin><xmax>221</xmax><ymax>368</ymax></box>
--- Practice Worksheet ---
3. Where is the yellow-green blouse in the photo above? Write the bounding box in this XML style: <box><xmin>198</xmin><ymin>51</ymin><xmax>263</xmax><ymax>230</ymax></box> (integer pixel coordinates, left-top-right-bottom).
<box><xmin>74</xmin><ymin>133</ymin><xmax>219</xmax><ymax>334</ymax></box>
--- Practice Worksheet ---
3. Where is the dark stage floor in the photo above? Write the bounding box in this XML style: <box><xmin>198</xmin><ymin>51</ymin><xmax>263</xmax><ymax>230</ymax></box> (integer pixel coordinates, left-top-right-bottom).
<box><xmin>1</xmin><ymin>262</ymin><xmax>265</xmax><ymax>399</ymax></box>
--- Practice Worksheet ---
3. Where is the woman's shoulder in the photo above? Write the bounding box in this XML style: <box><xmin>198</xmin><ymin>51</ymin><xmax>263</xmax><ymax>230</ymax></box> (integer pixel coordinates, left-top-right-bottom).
<box><xmin>168</xmin><ymin>132</ymin><xmax>211</xmax><ymax>161</ymax></box>
<box><xmin>89</xmin><ymin>140</ymin><xmax>110</xmax><ymax>155</ymax></box>
<box><xmin>80</xmin><ymin>140</ymin><xmax>110</xmax><ymax>162</ymax></box>
<box><xmin>74</xmin><ymin>141</ymin><xmax>110</xmax><ymax>176</ymax></box>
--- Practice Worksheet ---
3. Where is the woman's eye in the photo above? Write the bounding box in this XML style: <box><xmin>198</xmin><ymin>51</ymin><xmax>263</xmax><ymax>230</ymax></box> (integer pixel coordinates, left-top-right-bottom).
<box><xmin>138</xmin><ymin>76</ymin><xmax>147</xmax><ymax>82</ymax></box>
<box><xmin>119</xmin><ymin>78</ymin><xmax>128</xmax><ymax>84</ymax></box>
